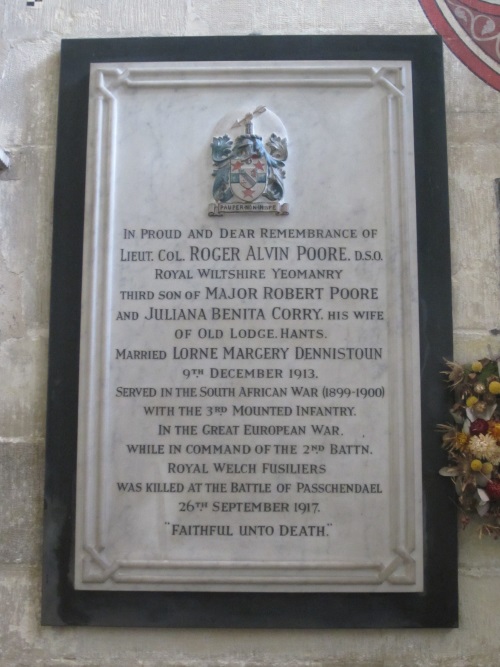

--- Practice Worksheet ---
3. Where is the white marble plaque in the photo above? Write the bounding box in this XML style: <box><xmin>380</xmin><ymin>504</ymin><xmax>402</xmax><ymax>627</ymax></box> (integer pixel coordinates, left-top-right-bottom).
<box><xmin>75</xmin><ymin>60</ymin><xmax>423</xmax><ymax>592</ymax></box>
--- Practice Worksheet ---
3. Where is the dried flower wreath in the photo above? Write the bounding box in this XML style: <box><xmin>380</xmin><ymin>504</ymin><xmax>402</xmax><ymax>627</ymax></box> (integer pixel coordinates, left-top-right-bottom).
<box><xmin>439</xmin><ymin>358</ymin><xmax>500</xmax><ymax>537</ymax></box>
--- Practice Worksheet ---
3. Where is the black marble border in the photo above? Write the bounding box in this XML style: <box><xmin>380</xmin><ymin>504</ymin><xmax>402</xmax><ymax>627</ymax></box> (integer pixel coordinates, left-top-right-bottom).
<box><xmin>42</xmin><ymin>35</ymin><xmax>456</xmax><ymax>628</ymax></box>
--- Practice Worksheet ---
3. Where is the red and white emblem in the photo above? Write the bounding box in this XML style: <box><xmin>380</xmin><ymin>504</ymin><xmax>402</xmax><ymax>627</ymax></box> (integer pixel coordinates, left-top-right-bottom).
<box><xmin>230</xmin><ymin>156</ymin><xmax>267</xmax><ymax>202</ymax></box>
<box><xmin>419</xmin><ymin>0</ymin><xmax>500</xmax><ymax>90</ymax></box>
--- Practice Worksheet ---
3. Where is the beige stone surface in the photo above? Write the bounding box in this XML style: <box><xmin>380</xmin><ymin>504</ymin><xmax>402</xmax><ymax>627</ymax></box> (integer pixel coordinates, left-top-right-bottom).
<box><xmin>0</xmin><ymin>335</ymin><xmax>47</xmax><ymax>440</ymax></box>
<box><xmin>444</xmin><ymin>49</ymin><xmax>500</xmax><ymax>114</ymax></box>
<box><xmin>444</xmin><ymin>52</ymin><xmax>500</xmax><ymax>341</ymax></box>
<box><xmin>453</xmin><ymin>332</ymin><xmax>500</xmax><ymax>364</ymax></box>
<box><xmin>0</xmin><ymin>443</ymin><xmax>43</xmax><ymax>564</ymax></box>
<box><xmin>188</xmin><ymin>0</ymin><xmax>433</xmax><ymax>35</ymax></box>
<box><xmin>447</xmin><ymin>138</ymin><xmax>500</xmax><ymax>331</ymax></box>
<box><xmin>0</xmin><ymin>259</ymin><xmax>24</xmax><ymax>342</ymax></box>
<box><xmin>3</xmin><ymin>1</ymin><xmax>187</xmax><ymax>40</ymax></box>
<box><xmin>1</xmin><ymin>0</ymin><xmax>500</xmax><ymax>664</ymax></box>
<box><xmin>1</xmin><ymin>567</ymin><xmax>500</xmax><ymax>666</ymax></box>
<box><xmin>0</xmin><ymin>146</ymin><xmax>54</xmax><ymax>332</ymax></box>
<box><xmin>0</xmin><ymin>39</ymin><xmax>59</xmax><ymax>147</ymax></box>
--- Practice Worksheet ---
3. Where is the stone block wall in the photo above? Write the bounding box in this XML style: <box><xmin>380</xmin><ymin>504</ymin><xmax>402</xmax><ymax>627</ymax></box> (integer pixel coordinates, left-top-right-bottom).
<box><xmin>1</xmin><ymin>1</ymin><xmax>499</xmax><ymax>665</ymax></box>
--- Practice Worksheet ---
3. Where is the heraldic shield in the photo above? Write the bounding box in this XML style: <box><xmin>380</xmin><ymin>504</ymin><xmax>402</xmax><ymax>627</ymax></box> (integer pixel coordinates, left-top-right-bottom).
<box><xmin>209</xmin><ymin>106</ymin><xmax>289</xmax><ymax>215</ymax></box>
<box><xmin>230</xmin><ymin>156</ymin><xmax>267</xmax><ymax>202</ymax></box>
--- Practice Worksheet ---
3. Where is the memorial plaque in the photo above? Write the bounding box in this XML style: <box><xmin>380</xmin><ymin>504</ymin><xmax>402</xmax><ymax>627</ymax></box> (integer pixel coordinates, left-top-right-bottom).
<box><xmin>43</xmin><ymin>36</ymin><xmax>457</xmax><ymax>626</ymax></box>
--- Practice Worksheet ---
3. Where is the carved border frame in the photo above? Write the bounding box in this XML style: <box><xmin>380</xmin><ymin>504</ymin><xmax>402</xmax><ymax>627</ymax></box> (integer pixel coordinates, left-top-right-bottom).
<box><xmin>43</xmin><ymin>35</ymin><xmax>456</xmax><ymax>626</ymax></box>
<box><xmin>76</xmin><ymin>62</ymin><xmax>420</xmax><ymax>591</ymax></box>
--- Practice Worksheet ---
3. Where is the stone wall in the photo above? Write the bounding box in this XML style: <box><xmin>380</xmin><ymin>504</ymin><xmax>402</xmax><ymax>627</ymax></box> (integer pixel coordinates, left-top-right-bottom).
<box><xmin>1</xmin><ymin>1</ymin><xmax>499</xmax><ymax>665</ymax></box>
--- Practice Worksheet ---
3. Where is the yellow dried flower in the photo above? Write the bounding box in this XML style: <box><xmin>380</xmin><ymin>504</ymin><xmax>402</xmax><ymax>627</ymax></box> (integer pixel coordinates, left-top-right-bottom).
<box><xmin>455</xmin><ymin>432</ymin><xmax>469</xmax><ymax>450</ymax></box>
<box><xmin>470</xmin><ymin>459</ymin><xmax>483</xmax><ymax>471</ymax></box>
<box><xmin>488</xmin><ymin>421</ymin><xmax>500</xmax><ymax>440</ymax></box>
<box><xmin>482</xmin><ymin>462</ymin><xmax>494</xmax><ymax>474</ymax></box>
<box><xmin>488</xmin><ymin>381</ymin><xmax>500</xmax><ymax>395</ymax></box>
<box><xmin>438</xmin><ymin>425</ymin><xmax>469</xmax><ymax>452</ymax></box>
<box><xmin>466</xmin><ymin>396</ymin><xmax>479</xmax><ymax>407</ymax></box>
<box><xmin>471</xmin><ymin>361</ymin><xmax>483</xmax><ymax>373</ymax></box>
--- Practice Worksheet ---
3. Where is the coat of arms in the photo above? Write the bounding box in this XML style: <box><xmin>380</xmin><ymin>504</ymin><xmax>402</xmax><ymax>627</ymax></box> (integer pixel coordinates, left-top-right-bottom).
<box><xmin>209</xmin><ymin>106</ymin><xmax>289</xmax><ymax>216</ymax></box>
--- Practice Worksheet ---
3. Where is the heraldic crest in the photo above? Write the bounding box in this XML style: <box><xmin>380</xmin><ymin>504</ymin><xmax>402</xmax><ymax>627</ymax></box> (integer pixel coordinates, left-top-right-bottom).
<box><xmin>209</xmin><ymin>106</ymin><xmax>289</xmax><ymax>216</ymax></box>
